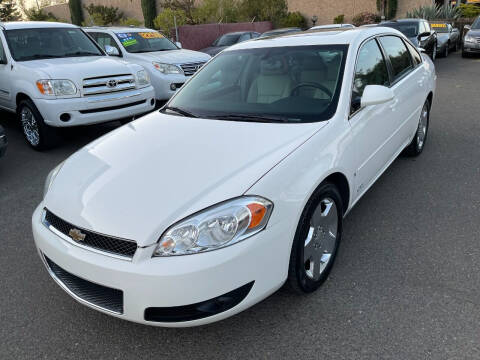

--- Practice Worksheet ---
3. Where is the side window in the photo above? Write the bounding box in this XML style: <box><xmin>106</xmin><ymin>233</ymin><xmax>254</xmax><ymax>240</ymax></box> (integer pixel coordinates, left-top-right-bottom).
<box><xmin>91</xmin><ymin>32</ymin><xmax>121</xmax><ymax>54</ymax></box>
<box><xmin>0</xmin><ymin>38</ymin><xmax>6</xmax><ymax>63</ymax></box>
<box><xmin>379</xmin><ymin>36</ymin><xmax>413</xmax><ymax>82</ymax></box>
<box><xmin>239</xmin><ymin>33</ymin><xmax>251</xmax><ymax>42</ymax></box>
<box><xmin>405</xmin><ymin>41</ymin><xmax>422</xmax><ymax>66</ymax></box>
<box><xmin>418</xmin><ymin>22</ymin><xmax>426</xmax><ymax>34</ymax></box>
<box><xmin>351</xmin><ymin>39</ymin><xmax>390</xmax><ymax>114</ymax></box>
<box><xmin>424</xmin><ymin>22</ymin><xmax>431</xmax><ymax>33</ymax></box>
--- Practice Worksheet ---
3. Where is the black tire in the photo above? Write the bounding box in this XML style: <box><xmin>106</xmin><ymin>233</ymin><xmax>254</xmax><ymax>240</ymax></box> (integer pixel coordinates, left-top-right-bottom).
<box><xmin>17</xmin><ymin>99</ymin><xmax>58</xmax><ymax>150</ymax></box>
<box><xmin>288</xmin><ymin>182</ymin><xmax>343</xmax><ymax>294</ymax></box>
<box><xmin>430</xmin><ymin>42</ymin><xmax>437</xmax><ymax>61</ymax></box>
<box><xmin>404</xmin><ymin>99</ymin><xmax>430</xmax><ymax>157</ymax></box>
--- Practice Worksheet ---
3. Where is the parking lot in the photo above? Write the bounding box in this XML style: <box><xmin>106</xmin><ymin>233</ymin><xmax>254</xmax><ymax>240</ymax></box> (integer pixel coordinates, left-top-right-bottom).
<box><xmin>0</xmin><ymin>52</ymin><xmax>479</xmax><ymax>359</ymax></box>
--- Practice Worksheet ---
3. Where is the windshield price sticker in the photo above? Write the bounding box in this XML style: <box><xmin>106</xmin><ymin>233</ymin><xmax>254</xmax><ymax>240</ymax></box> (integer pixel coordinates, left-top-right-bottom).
<box><xmin>431</xmin><ymin>23</ymin><xmax>447</xmax><ymax>28</ymax></box>
<box><xmin>139</xmin><ymin>32</ymin><xmax>163</xmax><ymax>39</ymax></box>
<box><xmin>117</xmin><ymin>33</ymin><xmax>138</xmax><ymax>47</ymax></box>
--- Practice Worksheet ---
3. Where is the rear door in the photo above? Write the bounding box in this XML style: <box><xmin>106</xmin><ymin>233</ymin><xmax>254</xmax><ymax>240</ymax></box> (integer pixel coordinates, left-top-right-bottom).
<box><xmin>349</xmin><ymin>38</ymin><xmax>395</xmax><ymax>195</ymax></box>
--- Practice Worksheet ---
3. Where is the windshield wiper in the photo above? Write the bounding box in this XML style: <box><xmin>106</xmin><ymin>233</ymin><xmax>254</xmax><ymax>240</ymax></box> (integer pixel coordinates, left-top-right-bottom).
<box><xmin>163</xmin><ymin>106</ymin><xmax>198</xmax><ymax>118</ymax></box>
<box><xmin>64</xmin><ymin>51</ymin><xmax>100</xmax><ymax>57</ymax></box>
<box><xmin>208</xmin><ymin>114</ymin><xmax>293</xmax><ymax>123</ymax></box>
<box><xmin>20</xmin><ymin>54</ymin><xmax>63</xmax><ymax>60</ymax></box>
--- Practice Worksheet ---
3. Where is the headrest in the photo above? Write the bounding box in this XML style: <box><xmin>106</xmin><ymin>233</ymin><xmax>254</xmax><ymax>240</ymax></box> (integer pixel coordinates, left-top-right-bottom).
<box><xmin>260</xmin><ymin>57</ymin><xmax>287</xmax><ymax>76</ymax></box>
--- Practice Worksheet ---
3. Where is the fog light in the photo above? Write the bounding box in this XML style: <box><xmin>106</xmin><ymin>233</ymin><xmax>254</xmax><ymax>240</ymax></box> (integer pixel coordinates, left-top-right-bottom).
<box><xmin>150</xmin><ymin>99</ymin><xmax>155</xmax><ymax>106</ymax></box>
<box><xmin>170</xmin><ymin>83</ymin><xmax>177</xmax><ymax>91</ymax></box>
<box><xmin>60</xmin><ymin>113</ymin><xmax>71</xmax><ymax>122</ymax></box>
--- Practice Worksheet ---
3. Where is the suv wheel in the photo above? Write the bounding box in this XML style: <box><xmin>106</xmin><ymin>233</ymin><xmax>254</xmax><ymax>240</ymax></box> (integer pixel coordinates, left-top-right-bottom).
<box><xmin>18</xmin><ymin>99</ymin><xmax>58</xmax><ymax>150</ymax></box>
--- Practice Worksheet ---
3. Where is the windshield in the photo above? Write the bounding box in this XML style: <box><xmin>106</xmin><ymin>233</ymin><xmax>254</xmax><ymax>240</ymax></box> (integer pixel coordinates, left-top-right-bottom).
<box><xmin>5</xmin><ymin>28</ymin><xmax>103</xmax><ymax>61</ymax></box>
<box><xmin>166</xmin><ymin>45</ymin><xmax>348</xmax><ymax>123</ymax></box>
<box><xmin>115</xmin><ymin>32</ymin><xmax>177</xmax><ymax>53</ymax></box>
<box><xmin>430</xmin><ymin>23</ymin><xmax>449</xmax><ymax>33</ymax></box>
<box><xmin>472</xmin><ymin>17</ymin><xmax>480</xmax><ymax>30</ymax></box>
<box><xmin>213</xmin><ymin>34</ymin><xmax>241</xmax><ymax>47</ymax></box>
<box><xmin>383</xmin><ymin>22</ymin><xmax>419</xmax><ymax>37</ymax></box>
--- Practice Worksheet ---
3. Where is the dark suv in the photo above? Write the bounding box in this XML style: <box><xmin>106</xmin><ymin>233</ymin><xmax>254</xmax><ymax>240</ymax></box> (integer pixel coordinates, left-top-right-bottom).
<box><xmin>379</xmin><ymin>19</ymin><xmax>437</xmax><ymax>61</ymax></box>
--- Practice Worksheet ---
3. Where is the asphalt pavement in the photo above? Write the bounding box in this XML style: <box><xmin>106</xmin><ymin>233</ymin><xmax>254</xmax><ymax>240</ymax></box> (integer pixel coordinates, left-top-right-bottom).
<box><xmin>1</xmin><ymin>52</ymin><xmax>479</xmax><ymax>359</ymax></box>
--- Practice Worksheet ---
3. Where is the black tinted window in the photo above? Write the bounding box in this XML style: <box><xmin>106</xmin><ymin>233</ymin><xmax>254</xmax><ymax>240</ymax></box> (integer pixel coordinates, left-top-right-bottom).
<box><xmin>351</xmin><ymin>39</ymin><xmax>390</xmax><ymax>114</ymax></box>
<box><xmin>90</xmin><ymin>32</ymin><xmax>121</xmax><ymax>54</ymax></box>
<box><xmin>405</xmin><ymin>41</ymin><xmax>421</xmax><ymax>66</ymax></box>
<box><xmin>0</xmin><ymin>39</ymin><xmax>6</xmax><ymax>62</ymax></box>
<box><xmin>379</xmin><ymin>36</ymin><xmax>412</xmax><ymax>81</ymax></box>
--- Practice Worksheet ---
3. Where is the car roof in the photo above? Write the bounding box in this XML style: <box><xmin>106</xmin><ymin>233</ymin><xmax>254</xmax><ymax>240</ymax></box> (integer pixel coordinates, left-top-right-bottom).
<box><xmin>383</xmin><ymin>19</ymin><xmax>426</xmax><ymax>24</ymax></box>
<box><xmin>1</xmin><ymin>21</ymin><xmax>78</xmax><ymax>30</ymax></box>
<box><xmin>83</xmin><ymin>26</ymin><xmax>157</xmax><ymax>33</ymax></box>
<box><xmin>229</xmin><ymin>27</ymin><xmax>402</xmax><ymax>50</ymax></box>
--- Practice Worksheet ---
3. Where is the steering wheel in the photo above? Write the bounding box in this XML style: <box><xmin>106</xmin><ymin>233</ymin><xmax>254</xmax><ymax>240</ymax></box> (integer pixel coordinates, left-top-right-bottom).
<box><xmin>290</xmin><ymin>82</ymin><xmax>333</xmax><ymax>99</ymax></box>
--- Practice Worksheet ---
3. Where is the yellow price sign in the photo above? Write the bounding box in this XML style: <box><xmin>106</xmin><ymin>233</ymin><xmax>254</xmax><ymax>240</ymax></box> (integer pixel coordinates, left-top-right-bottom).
<box><xmin>431</xmin><ymin>23</ymin><xmax>447</xmax><ymax>28</ymax></box>
<box><xmin>138</xmin><ymin>32</ymin><xmax>164</xmax><ymax>39</ymax></box>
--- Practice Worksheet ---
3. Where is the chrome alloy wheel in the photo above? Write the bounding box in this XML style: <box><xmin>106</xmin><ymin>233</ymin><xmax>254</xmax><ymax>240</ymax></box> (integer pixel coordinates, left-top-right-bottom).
<box><xmin>416</xmin><ymin>103</ymin><xmax>429</xmax><ymax>151</ymax></box>
<box><xmin>303</xmin><ymin>198</ymin><xmax>338</xmax><ymax>281</ymax></box>
<box><xmin>21</xmin><ymin>106</ymin><xmax>40</xmax><ymax>146</ymax></box>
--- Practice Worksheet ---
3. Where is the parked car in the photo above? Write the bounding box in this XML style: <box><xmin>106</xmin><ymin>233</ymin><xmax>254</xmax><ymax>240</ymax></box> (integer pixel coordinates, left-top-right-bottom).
<box><xmin>0</xmin><ymin>125</ymin><xmax>7</xmax><ymax>158</ymax></box>
<box><xmin>310</xmin><ymin>24</ymin><xmax>355</xmax><ymax>30</ymax></box>
<box><xmin>430</xmin><ymin>21</ymin><xmax>460</xmax><ymax>57</ymax></box>
<box><xmin>33</xmin><ymin>26</ymin><xmax>436</xmax><ymax>327</ymax></box>
<box><xmin>85</xmin><ymin>27</ymin><xmax>211</xmax><ymax>101</ymax></box>
<box><xmin>380</xmin><ymin>19</ymin><xmax>437</xmax><ymax>61</ymax></box>
<box><xmin>462</xmin><ymin>16</ymin><xmax>480</xmax><ymax>57</ymax></box>
<box><xmin>200</xmin><ymin>31</ymin><xmax>261</xmax><ymax>56</ymax></box>
<box><xmin>259</xmin><ymin>27</ymin><xmax>302</xmax><ymax>38</ymax></box>
<box><xmin>0</xmin><ymin>22</ymin><xmax>156</xmax><ymax>150</ymax></box>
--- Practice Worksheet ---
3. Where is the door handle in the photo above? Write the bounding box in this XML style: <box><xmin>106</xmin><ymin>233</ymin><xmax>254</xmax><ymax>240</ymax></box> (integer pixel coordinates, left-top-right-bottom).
<box><xmin>389</xmin><ymin>99</ymin><xmax>399</xmax><ymax>110</ymax></box>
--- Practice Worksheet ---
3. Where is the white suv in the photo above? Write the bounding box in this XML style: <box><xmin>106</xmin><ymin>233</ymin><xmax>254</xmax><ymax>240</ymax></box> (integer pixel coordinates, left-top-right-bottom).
<box><xmin>0</xmin><ymin>22</ymin><xmax>156</xmax><ymax>150</ymax></box>
<box><xmin>84</xmin><ymin>27</ymin><xmax>211</xmax><ymax>101</ymax></box>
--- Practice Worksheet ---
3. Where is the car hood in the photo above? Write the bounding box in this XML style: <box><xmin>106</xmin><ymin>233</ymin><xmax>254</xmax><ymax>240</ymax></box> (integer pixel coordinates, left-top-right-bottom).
<box><xmin>200</xmin><ymin>46</ymin><xmax>227</xmax><ymax>56</ymax></box>
<box><xmin>127</xmin><ymin>49</ymin><xmax>211</xmax><ymax>64</ymax></box>
<box><xmin>17</xmin><ymin>56</ymin><xmax>138</xmax><ymax>86</ymax></box>
<box><xmin>45</xmin><ymin>112</ymin><xmax>325</xmax><ymax>245</ymax></box>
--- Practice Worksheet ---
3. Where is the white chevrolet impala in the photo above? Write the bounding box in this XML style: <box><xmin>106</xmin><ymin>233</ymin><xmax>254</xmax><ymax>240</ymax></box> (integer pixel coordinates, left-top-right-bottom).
<box><xmin>32</xmin><ymin>27</ymin><xmax>436</xmax><ymax>326</ymax></box>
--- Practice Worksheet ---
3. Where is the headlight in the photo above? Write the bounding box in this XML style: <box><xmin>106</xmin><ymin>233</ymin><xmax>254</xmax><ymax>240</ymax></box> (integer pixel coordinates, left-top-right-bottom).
<box><xmin>153</xmin><ymin>196</ymin><xmax>273</xmax><ymax>257</ymax></box>
<box><xmin>43</xmin><ymin>161</ymin><xmax>65</xmax><ymax>199</ymax></box>
<box><xmin>152</xmin><ymin>62</ymin><xmax>184</xmax><ymax>75</ymax></box>
<box><xmin>36</xmin><ymin>80</ymin><xmax>77</xmax><ymax>96</ymax></box>
<box><xmin>465</xmin><ymin>35</ymin><xmax>475</xmax><ymax>43</ymax></box>
<box><xmin>136</xmin><ymin>70</ymin><xmax>150</xmax><ymax>87</ymax></box>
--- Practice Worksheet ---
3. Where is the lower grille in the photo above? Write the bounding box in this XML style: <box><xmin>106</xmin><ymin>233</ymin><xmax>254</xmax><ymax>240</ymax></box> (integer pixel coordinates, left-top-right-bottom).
<box><xmin>44</xmin><ymin>210</ymin><xmax>137</xmax><ymax>259</ymax></box>
<box><xmin>180</xmin><ymin>61</ymin><xmax>206</xmax><ymax>76</ymax></box>
<box><xmin>44</xmin><ymin>256</ymin><xmax>123</xmax><ymax>314</ymax></box>
<box><xmin>79</xmin><ymin>100</ymin><xmax>146</xmax><ymax>114</ymax></box>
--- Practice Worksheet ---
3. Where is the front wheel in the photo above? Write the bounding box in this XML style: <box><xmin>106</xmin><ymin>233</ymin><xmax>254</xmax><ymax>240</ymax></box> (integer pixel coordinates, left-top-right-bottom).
<box><xmin>288</xmin><ymin>182</ymin><xmax>343</xmax><ymax>293</ymax></box>
<box><xmin>404</xmin><ymin>99</ymin><xmax>430</xmax><ymax>157</ymax></box>
<box><xmin>18</xmin><ymin>99</ymin><xmax>58</xmax><ymax>150</ymax></box>
<box><xmin>431</xmin><ymin>43</ymin><xmax>437</xmax><ymax>61</ymax></box>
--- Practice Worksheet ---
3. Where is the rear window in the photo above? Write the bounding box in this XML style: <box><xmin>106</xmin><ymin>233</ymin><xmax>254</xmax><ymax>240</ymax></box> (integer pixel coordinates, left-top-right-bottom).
<box><xmin>382</xmin><ymin>22</ymin><xmax>419</xmax><ymax>38</ymax></box>
<box><xmin>379</xmin><ymin>36</ymin><xmax>413</xmax><ymax>81</ymax></box>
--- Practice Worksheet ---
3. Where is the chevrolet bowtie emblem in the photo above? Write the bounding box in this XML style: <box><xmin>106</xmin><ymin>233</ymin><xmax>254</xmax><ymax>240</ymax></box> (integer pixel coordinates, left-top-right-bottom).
<box><xmin>69</xmin><ymin>228</ymin><xmax>86</xmax><ymax>242</ymax></box>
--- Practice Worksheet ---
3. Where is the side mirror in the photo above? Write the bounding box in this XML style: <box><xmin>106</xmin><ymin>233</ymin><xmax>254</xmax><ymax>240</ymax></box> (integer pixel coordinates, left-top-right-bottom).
<box><xmin>104</xmin><ymin>45</ymin><xmax>120</xmax><ymax>57</ymax></box>
<box><xmin>176</xmin><ymin>42</ymin><xmax>182</xmax><ymax>49</ymax></box>
<box><xmin>417</xmin><ymin>31</ymin><xmax>430</xmax><ymax>41</ymax></box>
<box><xmin>361</xmin><ymin>85</ymin><xmax>395</xmax><ymax>108</ymax></box>
<box><xmin>464</xmin><ymin>25</ymin><xmax>471</xmax><ymax>31</ymax></box>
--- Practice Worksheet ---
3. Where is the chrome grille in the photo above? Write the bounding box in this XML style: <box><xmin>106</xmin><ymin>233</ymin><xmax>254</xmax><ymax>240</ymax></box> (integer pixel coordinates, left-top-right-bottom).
<box><xmin>476</xmin><ymin>37</ymin><xmax>480</xmax><ymax>44</ymax></box>
<box><xmin>180</xmin><ymin>61</ymin><xmax>206</xmax><ymax>76</ymax></box>
<box><xmin>44</xmin><ymin>256</ymin><xmax>123</xmax><ymax>314</ymax></box>
<box><xmin>43</xmin><ymin>210</ymin><xmax>137</xmax><ymax>259</ymax></box>
<box><xmin>82</xmin><ymin>74</ymin><xmax>136</xmax><ymax>96</ymax></box>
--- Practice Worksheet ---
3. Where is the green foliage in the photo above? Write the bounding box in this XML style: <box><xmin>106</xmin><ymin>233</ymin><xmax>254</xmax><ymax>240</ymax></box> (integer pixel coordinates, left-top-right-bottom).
<box><xmin>141</xmin><ymin>0</ymin><xmax>157</xmax><ymax>29</ymax></box>
<box><xmin>459</xmin><ymin>4</ymin><xmax>480</xmax><ymax>18</ymax></box>
<box><xmin>437</xmin><ymin>5</ymin><xmax>461</xmax><ymax>20</ymax></box>
<box><xmin>120</xmin><ymin>17</ymin><xmax>143</xmax><ymax>27</ymax></box>
<box><xmin>352</xmin><ymin>12</ymin><xmax>381</xmax><ymax>26</ymax></box>
<box><xmin>333</xmin><ymin>14</ymin><xmax>345</xmax><ymax>24</ymax></box>
<box><xmin>24</xmin><ymin>8</ymin><xmax>58</xmax><ymax>22</ymax></box>
<box><xmin>159</xmin><ymin>0</ymin><xmax>197</xmax><ymax>24</ymax></box>
<box><xmin>406</xmin><ymin>4</ymin><xmax>461</xmax><ymax>20</ymax></box>
<box><xmin>83</xmin><ymin>4</ymin><xmax>124</xmax><ymax>26</ymax></box>
<box><xmin>279</xmin><ymin>11</ymin><xmax>307</xmax><ymax>28</ymax></box>
<box><xmin>0</xmin><ymin>0</ymin><xmax>21</xmax><ymax>21</ymax></box>
<box><xmin>69</xmin><ymin>0</ymin><xmax>83</xmax><ymax>26</ymax></box>
<box><xmin>386</xmin><ymin>0</ymin><xmax>397</xmax><ymax>20</ymax></box>
<box><xmin>153</xmin><ymin>8</ymin><xmax>187</xmax><ymax>37</ymax></box>
<box><xmin>238</xmin><ymin>0</ymin><xmax>288</xmax><ymax>26</ymax></box>
<box><xmin>194</xmin><ymin>0</ymin><xmax>241</xmax><ymax>24</ymax></box>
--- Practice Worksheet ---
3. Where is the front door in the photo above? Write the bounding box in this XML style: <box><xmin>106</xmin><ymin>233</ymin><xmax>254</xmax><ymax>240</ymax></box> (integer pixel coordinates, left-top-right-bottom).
<box><xmin>0</xmin><ymin>35</ymin><xmax>12</xmax><ymax>110</ymax></box>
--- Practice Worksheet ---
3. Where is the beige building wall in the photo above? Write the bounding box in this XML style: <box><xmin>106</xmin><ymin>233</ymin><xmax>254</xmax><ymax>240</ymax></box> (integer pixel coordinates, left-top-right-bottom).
<box><xmin>287</xmin><ymin>0</ymin><xmax>377</xmax><ymax>25</ymax></box>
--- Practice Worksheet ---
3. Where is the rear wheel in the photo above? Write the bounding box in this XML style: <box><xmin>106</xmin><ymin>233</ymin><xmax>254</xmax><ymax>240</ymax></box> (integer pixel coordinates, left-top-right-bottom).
<box><xmin>431</xmin><ymin>43</ymin><xmax>437</xmax><ymax>61</ymax></box>
<box><xmin>288</xmin><ymin>182</ymin><xmax>343</xmax><ymax>293</ymax></box>
<box><xmin>404</xmin><ymin>99</ymin><xmax>430</xmax><ymax>157</ymax></box>
<box><xmin>18</xmin><ymin>99</ymin><xmax>58</xmax><ymax>150</ymax></box>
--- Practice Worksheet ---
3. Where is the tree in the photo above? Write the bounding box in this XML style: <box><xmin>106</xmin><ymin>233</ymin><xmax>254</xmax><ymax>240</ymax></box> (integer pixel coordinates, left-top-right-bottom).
<box><xmin>83</xmin><ymin>4</ymin><xmax>124</xmax><ymax>26</ymax></box>
<box><xmin>195</xmin><ymin>0</ymin><xmax>241</xmax><ymax>24</ymax></box>
<box><xmin>0</xmin><ymin>0</ymin><xmax>21</xmax><ymax>21</ymax></box>
<box><xmin>69</xmin><ymin>0</ymin><xmax>83</xmax><ymax>25</ymax></box>
<box><xmin>238</xmin><ymin>0</ymin><xmax>288</xmax><ymax>26</ymax></box>
<box><xmin>153</xmin><ymin>8</ymin><xmax>187</xmax><ymax>38</ymax></box>
<box><xmin>141</xmin><ymin>0</ymin><xmax>157</xmax><ymax>29</ymax></box>
<box><xmin>160</xmin><ymin>0</ymin><xmax>197</xmax><ymax>24</ymax></box>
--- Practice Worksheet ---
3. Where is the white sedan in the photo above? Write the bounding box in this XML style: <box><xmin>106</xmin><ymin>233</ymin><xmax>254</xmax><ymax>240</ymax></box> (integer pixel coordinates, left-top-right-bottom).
<box><xmin>32</xmin><ymin>27</ymin><xmax>436</xmax><ymax>327</ymax></box>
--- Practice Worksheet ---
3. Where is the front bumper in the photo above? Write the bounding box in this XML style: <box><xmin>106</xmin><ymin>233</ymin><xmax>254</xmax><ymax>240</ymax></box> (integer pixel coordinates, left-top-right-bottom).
<box><xmin>150</xmin><ymin>73</ymin><xmax>188</xmax><ymax>101</ymax></box>
<box><xmin>32</xmin><ymin>204</ymin><xmax>288</xmax><ymax>327</ymax></box>
<box><xmin>34</xmin><ymin>86</ymin><xmax>156</xmax><ymax>127</ymax></box>
<box><xmin>0</xmin><ymin>134</ymin><xmax>7</xmax><ymax>158</ymax></box>
<box><xmin>463</xmin><ymin>42</ymin><xmax>480</xmax><ymax>53</ymax></box>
